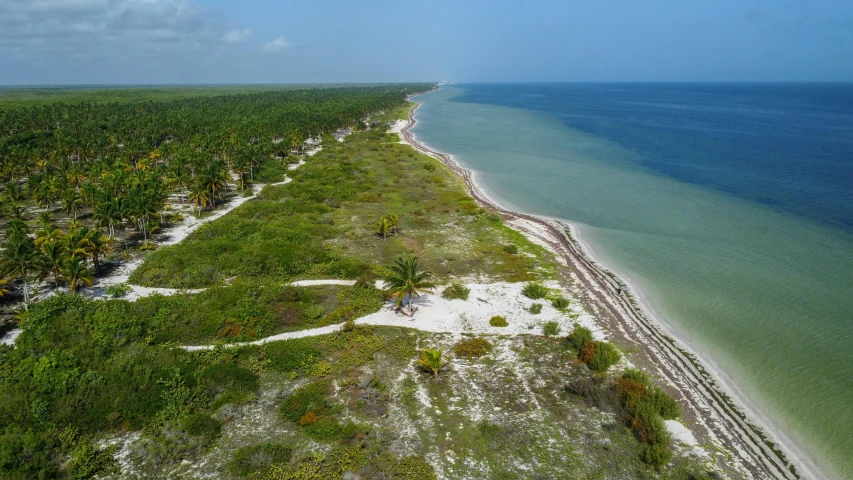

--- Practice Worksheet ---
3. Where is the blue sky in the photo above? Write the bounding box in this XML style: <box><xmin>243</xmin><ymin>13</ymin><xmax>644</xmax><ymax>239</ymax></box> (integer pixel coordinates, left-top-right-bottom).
<box><xmin>1</xmin><ymin>0</ymin><xmax>852</xmax><ymax>85</ymax></box>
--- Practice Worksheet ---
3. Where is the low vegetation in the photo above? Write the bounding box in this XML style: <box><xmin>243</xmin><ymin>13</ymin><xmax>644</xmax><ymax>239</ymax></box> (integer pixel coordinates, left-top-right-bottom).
<box><xmin>129</xmin><ymin>129</ymin><xmax>557</xmax><ymax>289</ymax></box>
<box><xmin>441</xmin><ymin>282</ymin><xmax>470</xmax><ymax>301</ymax></box>
<box><xmin>489</xmin><ymin>315</ymin><xmax>509</xmax><ymax>327</ymax></box>
<box><xmin>522</xmin><ymin>282</ymin><xmax>550</xmax><ymax>299</ymax></box>
<box><xmin>543</xmin><ymin>321</ymin><xmax>561</xmax><ymax>336</ymax></box>
<box><xmin>454</xmin><ymin>337</ymin><xmax>493</xmax><ymax>358</ymax></box>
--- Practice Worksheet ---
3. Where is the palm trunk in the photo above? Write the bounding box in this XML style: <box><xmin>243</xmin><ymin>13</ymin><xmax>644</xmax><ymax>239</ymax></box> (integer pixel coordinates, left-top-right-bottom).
<box><xmin>22</xmin><ymin>275</ymin><xmax>29</xmax><ymax>309</ymax></box>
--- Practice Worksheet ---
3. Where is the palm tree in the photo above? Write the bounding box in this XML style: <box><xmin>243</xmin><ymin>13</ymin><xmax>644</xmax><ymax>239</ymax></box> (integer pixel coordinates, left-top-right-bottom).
<box><xmin>40</xmin><ymin>241</ymin><xmax>69</xmax><ymax>285</ymax></box>
<box><xmin>0</xmin><ymin>232</ymin><xmax>38</xmax><ymax>309</ymax></box>
<box><xmin>34</xmin><ymin>214</ymin><xmax>62</xmax><ymax>248</ymax></box>
<box><xmin>383</xmin><ymin>256</ymin><xmax>435</xmax><ymax>314</ymax></box>
<box><xmin>375</xmin><ymin>217</ymin><xmax>390</xmax><ymax>240</ymax></box>
<box><xmin>188</xmin><ymin>185</ymin><xmax>210</xmax><ymax>217</ymax></box>
<box><xmin>385</xmin><ymin>212</ymin><xmax>400</xmax><ymax>235</ymax></box>
<box><xmin>84</xmin><ymin>230</ymin><xmax>112</xmax><ymax>276</ymax></box>
<box><xmin>61</xmin><ymin>189</ymin><xmax>83</xmax><ymax>219</ymax></box>
<box><xmin>417</xmin><ymin>348</ymin><xmax>445</xmax><ymax>379</ymax></box>
<box><xmin>64</xmin><ymin>226</ymin><xmax>92</xmax><ymax>261</ymax></box>
<box><xmin>62</xmin><ymin>257</ymin><xmax>93</xmax><ymax>294</ymax></box>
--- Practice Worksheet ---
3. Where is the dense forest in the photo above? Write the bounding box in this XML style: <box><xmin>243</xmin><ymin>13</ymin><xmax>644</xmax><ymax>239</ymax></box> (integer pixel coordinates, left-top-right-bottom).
<box><xmin>0</xmin><ymin>85</ymin><xmax>433</xmax><ymax>312</ymax></box>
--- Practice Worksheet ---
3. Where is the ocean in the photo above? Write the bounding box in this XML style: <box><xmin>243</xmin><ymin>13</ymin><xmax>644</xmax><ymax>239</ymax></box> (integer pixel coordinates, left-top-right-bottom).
<box><xmin>411</xmin><ymin>83</ymin><xmax>853</xmax><ymax>479</ymax></box>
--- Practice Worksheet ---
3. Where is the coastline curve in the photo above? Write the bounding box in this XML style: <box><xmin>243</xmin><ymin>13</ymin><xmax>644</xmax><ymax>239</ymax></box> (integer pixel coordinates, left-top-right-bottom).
<box><xmin>402</xmin><ymin>93</ymin><xmax>816</xmax><ymax>480</ymax></box>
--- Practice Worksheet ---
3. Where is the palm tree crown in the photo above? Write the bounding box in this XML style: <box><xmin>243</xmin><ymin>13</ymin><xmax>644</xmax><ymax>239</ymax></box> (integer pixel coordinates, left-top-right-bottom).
<box><xmin>383</xmin><ymin>256</ymin><xmax>435</xmax><ymax>314</ymax></box>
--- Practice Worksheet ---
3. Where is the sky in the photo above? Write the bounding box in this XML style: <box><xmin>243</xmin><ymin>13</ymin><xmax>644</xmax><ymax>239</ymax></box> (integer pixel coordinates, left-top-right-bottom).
<box><xmin>1</xmin><ymin>0</ymin><xmax>852</xmax><ymax>85</ymax></box>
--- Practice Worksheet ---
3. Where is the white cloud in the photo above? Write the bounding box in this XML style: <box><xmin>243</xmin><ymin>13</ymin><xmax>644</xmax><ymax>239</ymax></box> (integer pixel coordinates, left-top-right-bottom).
<box><xmin>223</xmin><ymin>28</ymin><xmax>252</xmax><ymax>44</ymax></box>
<box><xmin>263</xmin><ymin>36</ymin><xmax>291</xmax><ymax>52</ymax></box>
<box><xmin>0</xmin><ymin>0</ymin><xmax>252</xmax><ymax>60</ymax></box>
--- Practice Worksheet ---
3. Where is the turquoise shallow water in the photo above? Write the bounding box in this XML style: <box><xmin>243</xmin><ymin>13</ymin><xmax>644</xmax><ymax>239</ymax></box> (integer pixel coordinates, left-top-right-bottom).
<box><xmin>412</xmin><ymin>86</ymin><xmax>853</xmax><ymax>479</ymax></box>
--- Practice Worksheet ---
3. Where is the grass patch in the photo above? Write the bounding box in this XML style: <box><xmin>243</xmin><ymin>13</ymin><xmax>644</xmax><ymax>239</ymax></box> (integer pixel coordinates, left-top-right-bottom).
<box><xmin>454</xmin><ymin>337</ymin><xmax>493</xmax><ymax>358</ymax></box>
<box><xmin>542</xmin><ymin>321</ymin><xmax>561</xmax><ymax>337</ymax></box>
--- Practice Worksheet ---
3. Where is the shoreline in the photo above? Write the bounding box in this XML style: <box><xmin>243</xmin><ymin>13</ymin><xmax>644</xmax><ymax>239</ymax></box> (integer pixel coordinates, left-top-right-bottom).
<box><xmin>401</xmin><ymin>97</ymin><xmax>818</xmax><ymax>479</ymax></box>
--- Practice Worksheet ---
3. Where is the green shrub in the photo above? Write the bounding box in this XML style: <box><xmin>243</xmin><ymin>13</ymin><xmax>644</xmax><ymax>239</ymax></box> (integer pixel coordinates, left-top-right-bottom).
<box><xmin>521</xmin><ymin>282</ymin><xmax>549</xmax><ymax>299</ymax></box>
<box><xmin>588</xmin><ymin>341</ymin><xmax>621</xmax><ymax>372</ymax></box>
<box><xmin>454</xmin><ymin>337</ymin><xmax>493</xmax><ymax>358</ymax></box>
<box><xmin>489</xmin><ymin>316</ymin><xmax>508</xmax><ymax>327</ymax></box>
<box><xmin>303</xmin><ymin>417</ymin><xmax>344</xmax><ymax>441</ymax></box>
<box><xmin>622</xmin><ymin>368</ymin><xmax>649</xmax><ymax>384</ymax></box>
<box><xmin>279</xmin><ymin>382</ymin><xmax>329</xmax><ymax>423</ymax></box>
<box><xmin>227</xmin><ymin>442</ymin><xmax>293</xmax><ymax>477</ymax></box>
<box><xmin>181</xmin><ymin>413</ymin><xmax>222</xmax><ymax>440</ymax></box>
<box><xmin>104</xmin><ymin>283</ymin><xmax>131</xmax><ymax>298</ymax></box>
<box><xmin>527</xmin><ymin>303</ymin><xmax>542</xmax><ymax>315</ymax></box>
<box><xmin>551</xmin><ymin>296</ymin><xmax>570</xmax><ymax>310</ymax></box>
<box><xmin>641</xmin><ymin>443</ymin><xmax>673</xmax><ymax>469</ymax></box>
<box><xmin>199</xmin><ymin>362</ymin><xmax>258</xmax><ymax>398</ymax></box>
<box><xmin>542</xmin><ymin>321</ymin><xmax>560</xmax><ymax>337</ymax></box>
<box><xmin>567</xmin><ymin>324</ymin><xmax>594</xmax><ymax>351</ymax></box>
<box><xmin>68</xmin><ymin>442</ymin><xmax>119</xmax><ymax>480</ymax></box>
<box><xmin>392</xmin><ymin>455</ymin><xmax>438</xmax><ymax>480</ymax></box>
<box><xmin>264</xmin><ymin>339</ymin><xmax>319</xmax><ymax>372</ymax></box>
<box><xmin>644</xmin><ymin>387</ymin><xmax>681</xmax><ymax>420</ymax></box>
<box><xmin>502</xmin><ymin>244</ymin><xmax>518</xmax><ymax>254</ymax></box>
<box><xmin>441</xmin><ymin>283</ymin><xmax>470</xmax><ymax>301</ymax></box>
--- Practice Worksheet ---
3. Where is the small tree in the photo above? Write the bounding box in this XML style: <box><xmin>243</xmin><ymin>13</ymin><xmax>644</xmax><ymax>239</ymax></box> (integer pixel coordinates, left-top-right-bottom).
<box><xmin>63</xmin><ymin>257</ymin><xmax>94</xmax><ymax>295</ymax></box>
<box><xmin>384</xmin><ymin>256</ymin><xmax>435</xmax><ymax>314</ymax></box>
<box><xmin>385</xmin><ymin>212</ymin><xmax>400</xmax><ymax>235</ymax></box>
<box><xmin>417</xmin><ymin>348</ymin><xmax>445</xmax><ymax>379</ymax></box>
<box><xmin>375</xmin><ymin>217</ymin><xmax>390</xmax><ymax>240</ymax></box>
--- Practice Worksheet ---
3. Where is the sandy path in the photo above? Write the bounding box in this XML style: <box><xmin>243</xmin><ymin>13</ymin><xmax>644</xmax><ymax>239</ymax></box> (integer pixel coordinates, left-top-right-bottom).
<box><xmin>180</xmin><ymin>281</ymin><xmax>600</xmax><ymax>351</ymax></box>
<box><xmin>399</xmin><ymin>101</ymin><xmax>805</xmax><ymax>480</ymax></box>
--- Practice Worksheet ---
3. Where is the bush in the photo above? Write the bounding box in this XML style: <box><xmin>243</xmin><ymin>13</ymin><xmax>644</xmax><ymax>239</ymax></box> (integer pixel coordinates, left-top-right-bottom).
<box><xmin>441</xmin><ymin>283</ymin><xmax>470</xmax><ymax>301</ymax></box>
<box><xmin>199</xmin><ymin>362</ymin><xmax>259</xmax><ymax>398</ymax></box>
<box><xmin>227</xmin><ymin>442</ymin><xmax>293</xmax><ymax>478</ymax></box>
<box><xmin>303</xmin><ymin>417</ymin><xmax>344</xmax><ymax>441</ymax></box>
<box><xmin>641</xmin><ymin>443</ymin><xmax>673</xmax><ymax>469</ymax></box>
<box><xmin>454</xmin><ymin>337</ymin><xmax>493</xmax><ymax>358</ymax></box>
<box><xmin>588</xmin><ymin>341</ymin><xmax>621</xmax><ymax>372</ymax></box>
<box><xmin>502</xmin><ymin>244</ymin><xmax>518</xmax><ymax>254</ymax></box>
<box><xmin>264</xmin><ymin>339</ymin><xmax>318</xmax><ymax>372</ymax></box>
<box><xmin>489</xmin><ymin>316</ymin><xmax>508</xmax><ymax>327</ymax></box>
<box><xmin>622</xmin><ymin>368</ymin><xmax>649</xmax><ymax>384</ymax></box>
<box><xmin>279</xmin><ymin>383</ymin><xmax>328</xmax><ymax>423</ymax></box>
<box><xmin>567</xmin><ymin>324</ymin><xmax>593</xmax><ymax>351</ymax></box>
<box><xmin>551</xmin><ymin>296</ymin><xmax>570</xmax><ymax>310</ymax></box>
<box><xmin>521</xmin><ymin>282</ymin><xmax>549</xmax><ymax>299</ymax></box>
<box><xmin>181</xmin><ymin>413</ymin><xmax>222</xmax><ymax>440</ymax></box>
<box><xmin>542</xmin><ymin>321</ymin><xmax>560</xmax><ymax>336</ymax></box>
<box><xmin>528</xmin><ymin>303</ymin><xmax>543</xmax><ymax>314</ymax></box>
<box><xmin>105</xmin><ymin>283</ymin><xmax>131</xmax><ymax>298</ymax></box>
<box><xmin>645</xmin><ymin>387</ymin><xmax>681</xmax><ymax>420</ymax></box>
<box><xmin>68</xmin><ymin>442</ymin><xmax>119</xmax><ymax>480</ymax></box>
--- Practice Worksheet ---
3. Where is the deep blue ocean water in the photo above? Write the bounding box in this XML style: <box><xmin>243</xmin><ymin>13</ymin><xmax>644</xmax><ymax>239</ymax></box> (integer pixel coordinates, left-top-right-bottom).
<box><xmin>453</xmin><ymin>83</ymin><xmax>853</xmax><ymax>231</ymax></box>
<box><xmin>412</xmin><ymin>83</ymin><xmax>853</xmax><ymax>478</ymax></box>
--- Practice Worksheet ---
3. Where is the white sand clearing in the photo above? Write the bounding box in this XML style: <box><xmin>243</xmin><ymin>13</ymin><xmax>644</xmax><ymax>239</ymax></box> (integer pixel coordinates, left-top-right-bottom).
<box><xmin>181</xmin><ymin>281</ymin><xmax>605</xmax><ymax>351</ymax></box>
